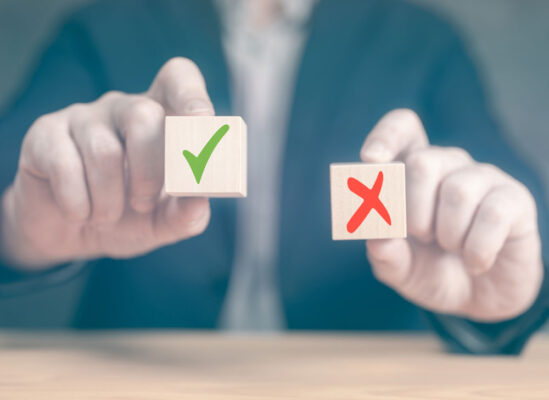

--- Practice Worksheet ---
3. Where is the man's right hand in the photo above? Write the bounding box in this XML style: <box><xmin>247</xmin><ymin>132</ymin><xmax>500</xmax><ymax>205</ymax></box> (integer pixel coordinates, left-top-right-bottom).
<box><xmin>0</xmin><ymin>58</ymin><xmax>213</xmax><ymax>270</ymax></box>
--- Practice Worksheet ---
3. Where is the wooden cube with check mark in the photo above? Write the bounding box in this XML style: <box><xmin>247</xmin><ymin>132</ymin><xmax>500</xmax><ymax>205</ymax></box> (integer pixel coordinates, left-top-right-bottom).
<box><xmin>330</xmin><ymin>162</ymin><xmax>407</xmax><ymax>240</ymax></box>
<box><xmin>165</xmin><ymin>116</ymin><xmax>247</xmax><ymax>197</ymax></box>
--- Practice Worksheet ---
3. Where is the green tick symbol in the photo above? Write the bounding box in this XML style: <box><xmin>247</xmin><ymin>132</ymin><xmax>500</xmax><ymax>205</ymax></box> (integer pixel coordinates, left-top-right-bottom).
<box><xmin>183</xmin><ymin>124</ymin><xmax>230</xmax><ymax>184</ymax></box>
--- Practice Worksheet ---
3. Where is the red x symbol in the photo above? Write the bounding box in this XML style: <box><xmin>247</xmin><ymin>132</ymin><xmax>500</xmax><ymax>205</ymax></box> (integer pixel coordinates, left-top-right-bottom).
<box><xmin>346</xmin><ymin>171</ymin><xmax>392</xmax><ymax>233</ymax></box>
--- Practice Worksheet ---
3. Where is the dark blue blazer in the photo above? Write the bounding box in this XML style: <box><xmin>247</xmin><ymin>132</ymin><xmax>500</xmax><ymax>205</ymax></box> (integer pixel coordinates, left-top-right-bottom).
<box><xmin>0</xmin><ymin>0</ymin><xmax>547</xmax><ymax>353</ymax></box>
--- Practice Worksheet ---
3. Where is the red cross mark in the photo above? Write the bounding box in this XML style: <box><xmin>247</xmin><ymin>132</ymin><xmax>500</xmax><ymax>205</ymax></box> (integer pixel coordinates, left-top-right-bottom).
<box><xmin>346</xmin><ymin>171</ymin><xmax>392</xmax><ymax>233</ymax></box>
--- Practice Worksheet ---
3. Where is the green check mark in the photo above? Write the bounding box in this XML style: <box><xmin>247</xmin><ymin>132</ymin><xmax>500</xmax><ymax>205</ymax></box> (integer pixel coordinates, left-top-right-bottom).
<box><xmin>182</xmin><ymin>124</ymin><xmax>230</xmax><ymax>184</ymax></box>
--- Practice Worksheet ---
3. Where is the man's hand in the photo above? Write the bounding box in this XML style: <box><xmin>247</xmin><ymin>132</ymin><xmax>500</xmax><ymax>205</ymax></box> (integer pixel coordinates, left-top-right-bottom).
<box><xmin>361</xmin><ymin>109</ymin><xmax>543</xmax><ymax>322</ymax></box>
<box><xmin>0</xmin><ymin>58</ymin><xmax>213</xmax><ymax>270</ymax></box>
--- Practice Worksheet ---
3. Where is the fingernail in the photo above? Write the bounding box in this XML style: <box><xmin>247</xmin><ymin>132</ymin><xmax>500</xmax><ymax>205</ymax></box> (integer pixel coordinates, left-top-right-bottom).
<box><xmin>184</xmin><ymin>99</ymin><xmax>214</xmax><ymax>115</ymax></box>
<box><xmin>362</xmin><ymin>141</ymin><xmax>391</xmax><ymax>162</ymax></box>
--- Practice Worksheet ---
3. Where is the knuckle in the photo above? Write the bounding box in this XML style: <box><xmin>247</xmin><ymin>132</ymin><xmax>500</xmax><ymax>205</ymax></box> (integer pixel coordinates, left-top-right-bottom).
<box><xmin>477</xmin><ymin>162</ymin><xmax>501</xmax><ymax>177</ymax></box>
<box><xmin>30</xmin><ymin>114</ymin><xmax>63</xmax><ymax>136</ymax></box>
<box><xmin>440</xmin><ymin>178</ymin><xmax>471</xmax><ymax>206</ymax></box>
<box><xmin>22</xmin><ymin>114</ymin><xmax>69</xmax><ymax>173</ymax></box>
<box><xmin>446</xmin><ymin>147</ymin><xmax>472</xmax><ymax>163</ymax></box>
<box><xmin>48</xmin><ymin>157</ymin><xmax>81</xmax><ymax>181</ymax></box>
<box><xmin>479</xmin><ymin>201</ymin><xmax>507</xmax><ymax>226</ymax></box>
<box><xmin>66</xmin><ymin>104</ymin><xmax>96</xmax><ymax>127</ymax></box>
<box><xmin>123</xmin><ymin>97</ymin><xmax>165</xmax><ymax>132</ymax></box>
<box><xmin>98</xmin><ymin>90</ymin><xmax>124</xmax><ymax>104</ymax></box>
<box><xmin>477</xmin><ymin>163</ymin><xmax>502</xmax><ymax>174</ymax></box>
<box><xmin>518</xmin><ymin>184</ymin><xmax>538</xmax><ymax>212</ymax></box>
<box><xmin>65</xmin><ymin>102</ymin><xmax>87</xmax><ymax>115</ymax></box>
<box><xmin>86</xmin><ymin>128</ymin><xmax>123</xmax><ymax>161</ymax></box>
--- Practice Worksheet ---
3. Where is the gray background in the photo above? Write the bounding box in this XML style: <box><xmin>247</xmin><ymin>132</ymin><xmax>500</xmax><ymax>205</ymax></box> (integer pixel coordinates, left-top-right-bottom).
<box><xmin>0</xmin><ymin>0</ymin><xmax>547</xmax><ymax>329</ymax></box>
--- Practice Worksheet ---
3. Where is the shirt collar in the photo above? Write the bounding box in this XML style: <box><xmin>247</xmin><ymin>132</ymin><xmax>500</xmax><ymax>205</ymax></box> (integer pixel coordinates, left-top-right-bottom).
<box><xmin>215</xmin><ymin>0</ymin><xmax>317</xmax><ymax>32</ymax></box>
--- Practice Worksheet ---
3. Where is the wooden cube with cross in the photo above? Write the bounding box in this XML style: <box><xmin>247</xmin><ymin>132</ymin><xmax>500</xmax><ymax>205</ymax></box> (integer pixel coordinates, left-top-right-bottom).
<box><xmin>330</xmin><ymin>162</ymin><xmax>407</xmax><ymax>240</ymax></box>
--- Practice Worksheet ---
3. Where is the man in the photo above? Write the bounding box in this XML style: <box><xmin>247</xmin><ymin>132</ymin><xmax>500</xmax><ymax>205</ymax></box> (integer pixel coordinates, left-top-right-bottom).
<box><xmin>0</xmin><ymin>0</ymin><xmax>547</xmax><ymax>354</ymax></box>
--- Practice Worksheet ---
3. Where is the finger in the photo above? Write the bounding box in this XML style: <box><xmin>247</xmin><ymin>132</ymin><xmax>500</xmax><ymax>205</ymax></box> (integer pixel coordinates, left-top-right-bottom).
<box><xmin>367</xmin><ymin>238</ymin><xmax>413</xmax><ymax>288</ymax></box>
<box><xmin>405</xmin><ymin>147</ymin><xmax>472</xmax><ymax>242</ymax></box>
<box><xmin>69</xmin><ymin>111</ymin><xmax>125</xmax><ymax>225</ymax></box>
<box><xmin>112</xmin><ymin>95</ymin><xmax>165</xmax><ymax>213</ymax></box>
<box><xmin>361</xmin><ymin>109</ymin><xmax>429</xmax><ymax>163</ymax></box>
<box><xmin>153</xmin><ymin>195</ymin><xmax>210</xmax><ymax>245</ymax></box>
<box><xmin>463</xmin><ymin>184</ymin><xmax>536</xmax><ymax>275</ymax></box>
<box><xmin>20</xmin><ymin>115</ymin><xmax>90</xmax><ymax>221</ymax></box>
<box><xmin>147</xmin><ymin>57</ymin><xmax>214</xmax><ymax>116</ymax></box>
<box><xmin>436</xmin><ymin>164</ymin><xmax>506</xmax><ymax>254</ymax></box>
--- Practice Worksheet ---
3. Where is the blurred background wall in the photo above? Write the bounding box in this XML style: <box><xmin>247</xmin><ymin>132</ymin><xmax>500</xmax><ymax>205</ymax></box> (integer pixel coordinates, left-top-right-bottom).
<box><xmin>0</xmin><ymin>0</ymin><xmax>547</xmax><ymax>329</ymax></box>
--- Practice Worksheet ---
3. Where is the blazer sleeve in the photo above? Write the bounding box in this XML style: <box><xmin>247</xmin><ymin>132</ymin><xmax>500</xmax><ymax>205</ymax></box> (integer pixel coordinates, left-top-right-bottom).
<box><xmin>418</xmin><ymin>28</ymin><xmax>549</xmax><ymax>354</ymax></box>
<box><xmin>0</xmin><ymin>19</ymin><xmax>106</xmax><ymax>293</ymax></box>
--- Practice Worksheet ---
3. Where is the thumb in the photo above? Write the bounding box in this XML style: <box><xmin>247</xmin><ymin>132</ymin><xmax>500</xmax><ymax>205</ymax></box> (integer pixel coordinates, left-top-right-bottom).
<box><xmin>366</xmin><ymin>238</ymin><xmax>412</xmax><ymax>289</ymax></box>
<box><xmin>360</xmin><ymin>109</ymin><xmax>428</xmax><ymax>163</ymax></box>
<box><xmin>153</xmin><ymin>196</ymin><xmax>210</xmax><ymax>245</ymax></box>
<box><xmin>147</xmin><ymin>57</ymin><xmax>214</xmax><ymax>116</ymax></box>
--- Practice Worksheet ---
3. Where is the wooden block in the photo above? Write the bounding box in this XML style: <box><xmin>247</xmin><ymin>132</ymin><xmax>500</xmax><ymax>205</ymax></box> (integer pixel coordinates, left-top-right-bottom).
<box><xmin>165</xmin><ymin>116</ymin><xmax>247</xmax><ymax>197</ymax></box>
<box><xmin>330</xmin><ymin>162</ymin><xmax>406</xmax><ymax>240</ymax></box>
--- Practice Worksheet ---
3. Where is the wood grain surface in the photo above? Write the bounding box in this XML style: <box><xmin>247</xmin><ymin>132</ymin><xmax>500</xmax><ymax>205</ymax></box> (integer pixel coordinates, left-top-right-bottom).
<box><xmin>1</xmin><ymin>332</ymin><xmax>548</xmax><ymax>399</ymax></box>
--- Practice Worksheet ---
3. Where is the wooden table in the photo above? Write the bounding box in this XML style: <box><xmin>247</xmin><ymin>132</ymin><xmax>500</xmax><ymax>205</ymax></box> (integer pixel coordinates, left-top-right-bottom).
<box><xmin>1</xmin><ymin>332</ymin><xmax>548</xmax><ymax>399</ymax></box>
